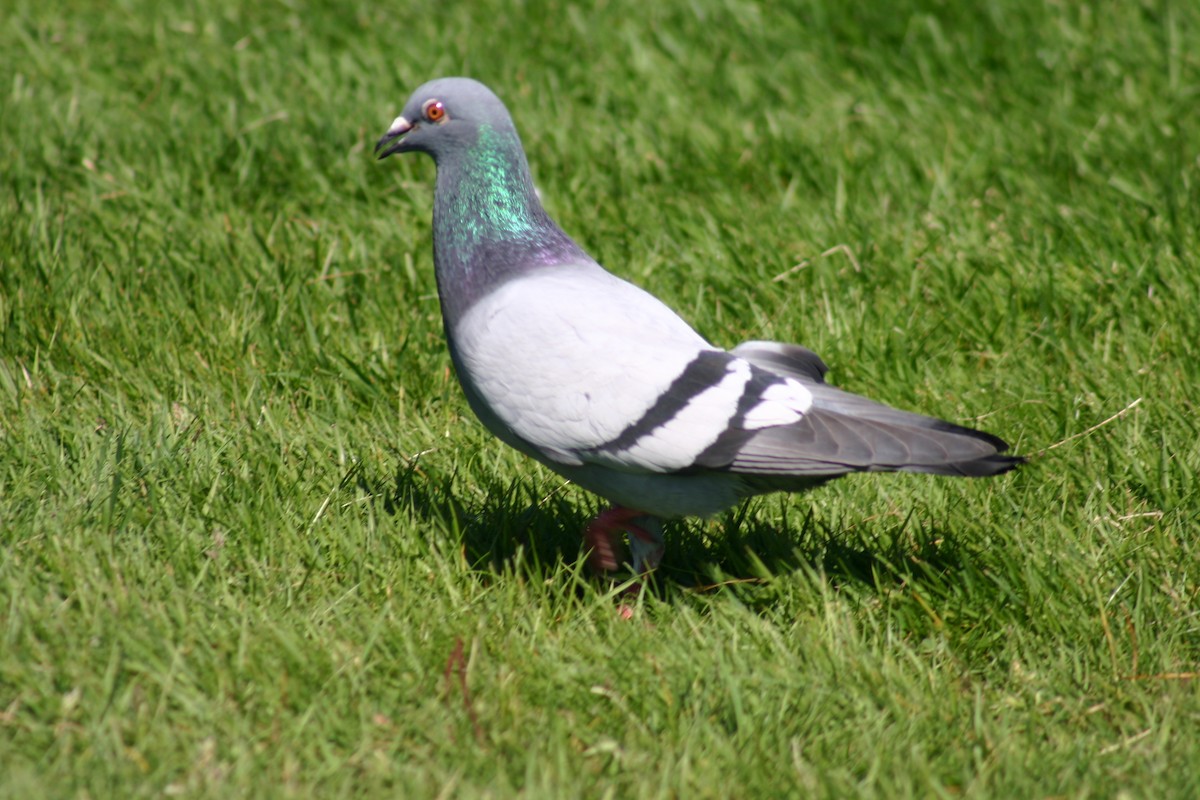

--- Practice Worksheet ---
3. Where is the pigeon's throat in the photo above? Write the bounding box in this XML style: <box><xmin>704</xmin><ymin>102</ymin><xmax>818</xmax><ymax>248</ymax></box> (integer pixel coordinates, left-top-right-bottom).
<box><xmin>430</xmin><ymin>125</ymin><xmax>588</xmax><ymax>321</ymax></box>
<box><xmin>434</xmin><ymin>125</ymin><xmax>545</xmax><ymax>251</ymax></box>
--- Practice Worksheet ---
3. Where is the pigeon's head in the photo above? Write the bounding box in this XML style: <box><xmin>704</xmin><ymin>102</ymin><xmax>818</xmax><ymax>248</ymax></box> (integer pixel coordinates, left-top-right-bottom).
<box><xmin>375</xmin><ymin>77</ymin><xmax>515</xmax><ymax>162</ymax></box>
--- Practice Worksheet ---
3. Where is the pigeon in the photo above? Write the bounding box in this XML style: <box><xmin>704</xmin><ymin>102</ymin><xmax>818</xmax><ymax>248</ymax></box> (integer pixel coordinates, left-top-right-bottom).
<box><xmin>375</xmin><ymin>77</ymin><xmax>1023</xmax><ymax>575</ymax></box>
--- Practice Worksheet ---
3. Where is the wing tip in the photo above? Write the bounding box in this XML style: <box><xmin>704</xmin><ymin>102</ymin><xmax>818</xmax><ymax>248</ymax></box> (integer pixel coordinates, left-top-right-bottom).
<box><xmin>941</xmin><ymin>452</ymin><xmax>1026</xmax><ymax>477</ymax></box>
<box><xmin>928</xmin><ymin>419</ymin><xmax>1013</xmax><ymax>453</ymax></box>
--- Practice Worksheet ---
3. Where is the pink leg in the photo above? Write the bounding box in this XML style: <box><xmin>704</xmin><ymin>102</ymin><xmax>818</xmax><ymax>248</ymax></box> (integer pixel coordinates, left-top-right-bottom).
<box><xmin>584</xmin><ymin>506</ymin><xmax>662</xmax><ymax>574</ymax></box>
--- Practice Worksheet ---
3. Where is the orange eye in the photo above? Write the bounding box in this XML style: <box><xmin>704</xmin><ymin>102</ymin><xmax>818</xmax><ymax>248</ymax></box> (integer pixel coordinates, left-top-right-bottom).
<box><xmin>423</xmin><ymin>99</ymin><xmax>446</xmax><ymax>122</ymax></box>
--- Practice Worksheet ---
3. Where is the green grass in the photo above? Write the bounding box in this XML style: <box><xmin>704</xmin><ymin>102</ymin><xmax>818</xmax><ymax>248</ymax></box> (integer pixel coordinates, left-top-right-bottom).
<box><xmin>2</xmin><ymin>0</ymin><xmax>1199</xmax><ymax>796</ymax></box>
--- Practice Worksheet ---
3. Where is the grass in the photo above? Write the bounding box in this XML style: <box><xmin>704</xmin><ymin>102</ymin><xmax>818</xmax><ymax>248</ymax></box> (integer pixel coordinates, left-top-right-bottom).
<box><xmin>2</xmin><ymin>0</ymin><xmax>1199</xmax><ymax>796</ymax></box>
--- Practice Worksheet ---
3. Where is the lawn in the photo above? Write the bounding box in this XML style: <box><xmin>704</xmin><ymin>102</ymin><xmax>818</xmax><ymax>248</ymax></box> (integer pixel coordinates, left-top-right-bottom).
<box><xmin>2</xmin><ymin>0</ymin><xmax>1198</xmax><ymax>796</ymax></box>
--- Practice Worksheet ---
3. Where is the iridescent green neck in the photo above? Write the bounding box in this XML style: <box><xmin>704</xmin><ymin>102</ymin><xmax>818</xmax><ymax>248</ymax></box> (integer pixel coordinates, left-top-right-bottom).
<box><xmin>435</xmin><ymin>124</ymin><xmax>541</xmax><ymax>250</ymax></box>
<box><xmin>431</xmin><ymin>123</ymin><xmax>589</xmax><ymax>323</ymax></box>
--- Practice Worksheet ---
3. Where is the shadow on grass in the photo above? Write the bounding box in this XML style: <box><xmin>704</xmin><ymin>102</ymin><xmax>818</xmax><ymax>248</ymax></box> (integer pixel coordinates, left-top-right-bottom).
<box><xmin>368</xmin><ymin>456</ymin><xmax>979</xmax><ymax>601</ymax></box>
<box><xmin>373</xmin><ymin>457</ymin><xmax>587</xmax><ymax>575</ymax></box>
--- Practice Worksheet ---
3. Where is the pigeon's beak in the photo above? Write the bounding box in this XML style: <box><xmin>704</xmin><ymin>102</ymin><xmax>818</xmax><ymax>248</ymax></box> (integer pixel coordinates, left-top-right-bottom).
<box><xmin>375</xmin><ymin>115</ymin><xmax>414</xmax><ymax>159</ymax></box>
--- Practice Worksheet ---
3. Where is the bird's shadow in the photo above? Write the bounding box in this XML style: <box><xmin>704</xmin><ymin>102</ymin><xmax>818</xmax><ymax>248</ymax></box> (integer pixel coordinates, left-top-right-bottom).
<box><xmin>367</xmin><ymin>457</ymin><xmax>978</xmax><ymax>600</ymax></box>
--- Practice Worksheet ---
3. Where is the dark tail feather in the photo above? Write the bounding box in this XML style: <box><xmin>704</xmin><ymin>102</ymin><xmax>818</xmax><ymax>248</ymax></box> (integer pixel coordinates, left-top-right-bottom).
<box><xmin>897</xmin><ymin>452</ymin><xmax>1025</xmax><ymax>477</ymax></box>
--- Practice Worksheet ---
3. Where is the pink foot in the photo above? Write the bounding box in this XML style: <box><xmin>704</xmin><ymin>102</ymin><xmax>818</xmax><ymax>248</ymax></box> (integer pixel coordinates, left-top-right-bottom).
<box><xmin>584</xmin><ymin>506</ymin><xmax>652</xmax><ymax>573</ymax></box>
<box><xmin>616</xmin><ymin>579</ymin><xmax>644</xmax><ymax>620</ymax></box>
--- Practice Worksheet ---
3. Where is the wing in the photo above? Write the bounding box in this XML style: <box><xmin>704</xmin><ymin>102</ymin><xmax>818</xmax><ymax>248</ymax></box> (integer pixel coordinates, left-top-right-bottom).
<box><xmin>716</xmin><ymin>340</ymin><xmax>1022</xmax><ymax>478</ymax></box>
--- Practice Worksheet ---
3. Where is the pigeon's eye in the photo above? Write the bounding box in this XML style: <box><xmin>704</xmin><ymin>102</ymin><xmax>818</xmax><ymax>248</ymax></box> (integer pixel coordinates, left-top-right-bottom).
<box><xmin>423</xmin><ymin>100</ymin><xmax>447</xmax><ymax>123</ymax></box>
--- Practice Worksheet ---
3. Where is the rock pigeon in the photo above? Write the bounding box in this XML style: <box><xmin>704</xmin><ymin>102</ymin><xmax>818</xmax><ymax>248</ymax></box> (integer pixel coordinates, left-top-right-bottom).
<box><xmin>375</xmin><ymin>77</ymin><xmax>1023</xmax><ymax>575</ymax></box>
